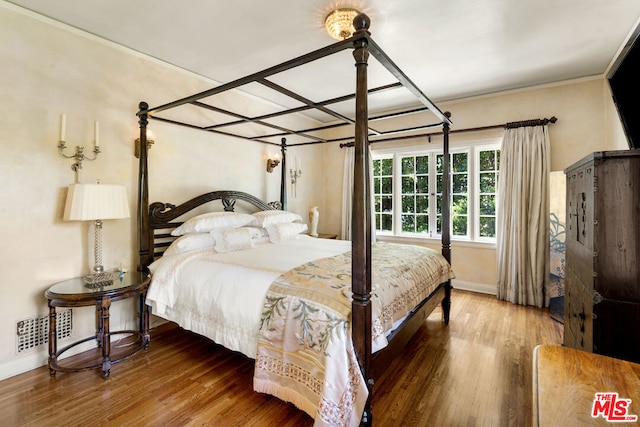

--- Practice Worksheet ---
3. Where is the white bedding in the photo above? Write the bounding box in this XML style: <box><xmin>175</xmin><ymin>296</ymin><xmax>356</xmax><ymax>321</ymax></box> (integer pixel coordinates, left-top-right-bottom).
<box><xmin>146</xmin><ymin>235</ymin><xmax>351</xmax><ymax>358</ymax></box>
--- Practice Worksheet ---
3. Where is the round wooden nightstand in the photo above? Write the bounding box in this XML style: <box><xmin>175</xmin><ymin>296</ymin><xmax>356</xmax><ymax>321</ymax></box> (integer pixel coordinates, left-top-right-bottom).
<box><xmin>45</xmin><ymin>271</ymin><xmax>151</xmax><ymax>378</ymax></box>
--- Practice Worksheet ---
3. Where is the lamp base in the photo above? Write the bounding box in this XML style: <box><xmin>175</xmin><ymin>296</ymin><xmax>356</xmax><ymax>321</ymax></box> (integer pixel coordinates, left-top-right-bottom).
<box><xmin>83</xmin><ymin>271</ymin><xmax>114</xmax><ymax>288</ymax></box>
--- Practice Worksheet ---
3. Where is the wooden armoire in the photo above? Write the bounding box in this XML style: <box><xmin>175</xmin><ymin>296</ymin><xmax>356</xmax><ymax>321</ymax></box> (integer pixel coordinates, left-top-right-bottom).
<box><xmin>564</xmin><ymin>149</ymin><xmax>640</xmax><ymax>363</ymax></box>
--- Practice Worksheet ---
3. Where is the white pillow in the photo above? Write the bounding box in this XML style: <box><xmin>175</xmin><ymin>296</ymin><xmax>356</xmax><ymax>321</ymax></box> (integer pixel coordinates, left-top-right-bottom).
<box><xmin>171</xmin><ymin>212</ymin><xmax>255</xmax><ymax>236</ymax></box>
<box><xmin>266</xmin><ymin>222</ymin><xmax>308</xmax><ymax>243</ymax></box>
<box><xmin>164</xmin><ymin>233</ymin><xmax>216</xmax><ymax>255</ymax></box>
<box><xmin>250</xmin><ymin>210</ymin><xmax>303</xmax><ymax>228</ymax></box>
<box><xmin>248</xmin><ymin>227</ymin><xmax>271</xmax><ymax>246</ymax></box>
<box><xmin>211</xmin><ymin>227</ymin><xmax>254</xmax><ymax>253</ymax></box>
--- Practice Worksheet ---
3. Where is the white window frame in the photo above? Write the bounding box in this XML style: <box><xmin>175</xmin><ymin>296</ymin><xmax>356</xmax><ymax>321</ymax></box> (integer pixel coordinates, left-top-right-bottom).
<box><xmin>372</xmin><ymin>137</ymin><xmax>501</xmax><ymax>246</ymax></box>
<box><xmin>474</xmin><ymin>143</ymin><xmax>501</xmax><ymax>244</ymax></box>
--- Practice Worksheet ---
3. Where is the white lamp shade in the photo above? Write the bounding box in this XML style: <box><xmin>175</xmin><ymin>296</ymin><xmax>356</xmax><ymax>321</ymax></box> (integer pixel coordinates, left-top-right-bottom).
<box><xmin>63</xmin><ymin>183</ymin><xmax>130</xmax><ymax>221</ymax></box>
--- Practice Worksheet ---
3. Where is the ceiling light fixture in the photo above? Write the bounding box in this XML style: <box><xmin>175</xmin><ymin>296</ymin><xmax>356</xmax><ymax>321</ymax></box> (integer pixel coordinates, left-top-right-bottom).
<box><xmin>325</xmin><ymin>8</ymin><xmax>360</xmax><ymax>40</ymax></box>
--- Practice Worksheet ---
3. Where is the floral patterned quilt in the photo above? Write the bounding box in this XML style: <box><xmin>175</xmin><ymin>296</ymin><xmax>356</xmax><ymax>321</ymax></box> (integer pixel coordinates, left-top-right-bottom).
<box><xmin>253</xmin><ymin>242</ymin><xmax>454</xmax><ymax>427</ymax></box>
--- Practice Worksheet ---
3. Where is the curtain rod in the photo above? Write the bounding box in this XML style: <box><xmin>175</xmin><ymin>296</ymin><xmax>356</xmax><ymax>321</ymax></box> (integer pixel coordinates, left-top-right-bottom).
<box><xmin>505</xmin><ymin>116</ymin><xmax>557</xmax><ymax>128</ymax></box>
<box><xmin>338</xmin><ymin>116</ymin><xmax>557</xmax><ymax>148</ymax></box>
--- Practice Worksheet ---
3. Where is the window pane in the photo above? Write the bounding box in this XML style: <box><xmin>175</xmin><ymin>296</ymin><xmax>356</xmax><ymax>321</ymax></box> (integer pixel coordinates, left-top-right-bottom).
<box><xmin>416</xmin><ymin>215</ymin><xmax>429</xmax><ymax>233</ymax></box>
<box><xmin>373</xmin><ymin>159</ymin><xmax>381</xmax><ymax>176</ymax></box>
<box><xmin>453</xmin><ymin>152</ymin><xmax>468</xmax><ymax>173</ymax></box>
<box><xmin>382</xmin><ymin>196</ymin><xmax>392</xmax><ymax>212</ymax></box>
<box><xmin>453</xmin><ymin>215</ymin><xmax>467</xmax><ymax>235</ymax></box>
<box><xmin>374</xmin><ymin>195</ymin><xmax>381</xmax><ymax>212</ymax></box>
<box><xmin>479</xmin><ymin>172</ymin><xmax>496</xmax><ymax>193</ymax></box>
<box><xmin>416</xmin><ymin>175</ymin><xmax>428</xmax><ymax>193</ymax></box>
<box><xmin>416</xmin><ymin>156</ymin><xmax>429</xmax><ymax>174</ymax></box>
<box><xmin>479</xmin><ymin>195</ymin><xmax>496</xmax><ymax>215</ymax></box>
<box><xmin>402</xmin><ymin>214</ymin><xmax>415</xmax><ymax>232</ymax></box>
<box><xmin>437</xmin><ymin>175</ymin><xmax>443</xmax><ymax>193</ymax></box>
<box><xmin>453</xmin><ymin>174</ymin><xmax>467</xmax><ymax>193</ymax></box>
<box><xmin>402</xmin><ymin>176</ymin><xmax>415</xmax><ymax>194</ymax></box>
<box><xmin>479</xmin><ymin>150</ymin><xmax>495</xmax><ymax>171</ymax></box>
<box><xmin>401</xmin><ymin>157</ymin><xmax>414</xmax><ymax>174</ymax></box>
<box><xmin>381</xmin><ymin>214</ymin><xmax>393</xmax><ymax>231</ymax></box>
<box><xmin>374</xmin><ymin>177</ymin><xmax>381</xmax><ymax>192</ymax></box>
<box><xmin>436</xmin><ymin>155</ymin><xmax>444</xmax><ymax>173</ymax></box>
<box><xmin>402</xmin><ymin>195</ymin><xmax>415</xmax><ymax>213</ymax></box>
<box><xmin>416</xmin><ymin>195</ymin><xmax>429</xmax><ymax>213</ymax></box>
<box><xmin>453</xmin><ymin>195</ymin><xmax>468</xmax><ymax>215</ymax></box>
<box><xmin>381</xmin><ymin>158</ymin><xmax>393</xmax><ymax>175</ymax></box>
<box><xmin>480</xmin><ymin>217</ymin><xmax>496</xmax><ymax>237</ymax></box>
<box><xmin>382</xmin><ymin>177</ymin><xmax>392</xmax><ymax>194</ymax></box>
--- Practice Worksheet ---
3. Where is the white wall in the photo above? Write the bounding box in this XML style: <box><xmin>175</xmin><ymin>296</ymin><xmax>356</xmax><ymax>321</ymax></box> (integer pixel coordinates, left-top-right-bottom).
<box><xmin>0</xmin><ymin>3</ymin><xmax>320</xmax><ymax>379</ymax></box>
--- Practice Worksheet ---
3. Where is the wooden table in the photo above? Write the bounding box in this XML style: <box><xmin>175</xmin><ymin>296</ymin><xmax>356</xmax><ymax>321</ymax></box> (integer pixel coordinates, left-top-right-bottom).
<box><xmin>46</xmin><ymin>271</ymin><xmax>150</xmax><ymax>378</ymax></box>
<box><xmin>533</xmin><ymin>344</ymin><xmax>640</xmax><ymax>426</ymax></box>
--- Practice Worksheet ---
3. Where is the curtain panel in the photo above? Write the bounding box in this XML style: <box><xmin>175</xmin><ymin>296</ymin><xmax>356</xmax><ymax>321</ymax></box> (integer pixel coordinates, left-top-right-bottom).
<box><xmin>341</xmin><ymin>146</ymin><xmax>376</xmax><ymax>242</ymax></box>
<box><xmin>341</xmin><ymin>147</ymin><xmax>355</xmax><ymax>240</ymax></box>
<box><xmin>497</xmin><ymin>125</ymin><xmax>551</xmax><ymax>307</ymax></box>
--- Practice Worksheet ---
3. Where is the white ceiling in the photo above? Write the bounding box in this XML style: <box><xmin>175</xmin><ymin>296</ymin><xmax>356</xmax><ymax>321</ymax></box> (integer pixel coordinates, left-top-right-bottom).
<box><xmin>8</xmin><ymin>0</ymin><xmax>640</xmax><ymax>110</ymax></box>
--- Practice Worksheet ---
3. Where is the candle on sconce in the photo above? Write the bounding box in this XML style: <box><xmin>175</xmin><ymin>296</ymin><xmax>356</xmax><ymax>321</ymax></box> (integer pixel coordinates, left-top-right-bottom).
<box><xmin>60</xmin><ymin>113</ymin><xmax>66</xmax><ymax>142</ymax></box>
<box><xmin>58</xmin><ymin>115</ymin><xmax>102</xmax><ymax>172</ymax></box>
<box><xmin>296</xmin><ymin>156</ymin><xmax>300</xmax><ymax>172</ymax></box>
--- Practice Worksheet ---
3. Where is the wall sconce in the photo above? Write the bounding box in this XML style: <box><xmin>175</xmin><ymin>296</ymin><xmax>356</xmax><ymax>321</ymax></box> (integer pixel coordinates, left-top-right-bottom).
<box><xmin>266</xmin><ymin>151</ymin><xmax>282</xmax><ymax>173</ymax></box>
<box><xmin>58</xmin><ymin>113</ymin><xmax>101</xmax><ymax>174</ymax></box>
<box><xmin>266</xmin><ymin>158</ymin><xmax>280</xmax><ymax>173</ymax></box>
<box><xmin>135</xmin><ymin>129</ymin><xmax>155</xmax><ymax>158</ymax></box>
<box><xmin>290</xmin><ymin>156</ymin><xmax>302</xmax><ymax>197</ymax></box>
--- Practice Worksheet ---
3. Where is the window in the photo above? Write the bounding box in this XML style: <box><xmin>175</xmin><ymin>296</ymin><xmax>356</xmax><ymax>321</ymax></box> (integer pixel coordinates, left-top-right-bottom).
<box><xmin>372</xmin><ymin>141</ymin><xmax>500</xmax><ymax>243</ymax></box>
<box><xmin>400</xmin><ymin>155</ymin><xmax>429</xmax><ymax>234</ymax></box>
<box><xmin>477</xmin><ymin>148</ymin><xmax>500</xmax><ymax>238</ymax></box>
<box><xmin>373</xmin><ymin>157</ymin><xmax>393</xmax><ymax>232</ymax></box>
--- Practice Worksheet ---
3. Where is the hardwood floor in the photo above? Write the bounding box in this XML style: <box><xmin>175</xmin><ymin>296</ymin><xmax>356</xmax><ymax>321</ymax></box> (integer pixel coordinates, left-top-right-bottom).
<box><xmin>0</xmin><ymin>290</ymin><xmax>562</xmax><ymax>427</ymax></box>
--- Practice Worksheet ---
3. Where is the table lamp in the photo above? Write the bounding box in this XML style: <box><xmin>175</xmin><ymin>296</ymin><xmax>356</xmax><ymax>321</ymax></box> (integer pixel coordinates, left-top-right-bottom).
<box><xmin>63</xmin><ymin>183</ymin><xmax>130</xmax><ymax>286</ymax></box>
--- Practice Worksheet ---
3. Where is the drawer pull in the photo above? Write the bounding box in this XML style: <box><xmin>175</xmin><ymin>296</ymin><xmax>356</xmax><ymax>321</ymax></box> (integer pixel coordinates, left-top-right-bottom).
<box><xmin>593</xmin><ymin>291</ymin><xmax>603</xmax><ymax>305</ymax></box>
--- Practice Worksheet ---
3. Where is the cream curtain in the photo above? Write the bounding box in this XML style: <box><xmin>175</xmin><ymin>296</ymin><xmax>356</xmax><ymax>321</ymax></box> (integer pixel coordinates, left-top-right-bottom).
<box><xmin>341</xmin><ymin>146</ymin><xmax>376</xmax><ymax>242</ymax></box>
<box><xmin>497</xmin><ymin>125</ymin><xmax>550</xmax><ymax>307</ymax></box>
<box><xmin>341</xmin><ymin>147</ymin><xmax>355</xmax><ymax>240</ymax></box>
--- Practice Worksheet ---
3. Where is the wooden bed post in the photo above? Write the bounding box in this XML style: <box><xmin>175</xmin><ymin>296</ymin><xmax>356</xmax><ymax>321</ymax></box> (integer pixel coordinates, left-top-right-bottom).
<box><xmin>137</xmin><ymin>102</ymin><xmax>152</xmax><ymax>272</ymax></box>
<box><xmin>441</xmin><ymin>112</ymin><xmax>452</xmax><ymax>324</ymax></box>
<box><xmin>351</xmin><ymin>13</ymin><xmax>373</xmax><ymax>427</ymax></box>
<box><xmin>280</xmin><ymin>137</ymin><xmax>287</xmax><ymax>210</ymax></box>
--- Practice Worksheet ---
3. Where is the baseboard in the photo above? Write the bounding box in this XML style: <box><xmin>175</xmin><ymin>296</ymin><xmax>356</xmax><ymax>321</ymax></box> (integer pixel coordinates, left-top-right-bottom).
<box><xmin>452</xmin><ymin>279</ymin><xmax>497</xmax><ymax>295</ymax></box>
<box><xmin>0</xmin><ymin>335</ymin><xmax>121</xmax><ymax>382</ymax></box>
<box><xmin>0</xmin><ymin>351</ymin><xmax>48</xmax><ymax>381</ymax></box>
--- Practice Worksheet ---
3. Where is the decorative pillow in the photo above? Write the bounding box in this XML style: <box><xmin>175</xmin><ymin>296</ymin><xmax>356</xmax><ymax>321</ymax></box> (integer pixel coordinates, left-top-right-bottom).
<box><xmin>211</xmin><ymin>227</ymin><xmax>254</xmax><ymax>253</ymax></box>
<box><xmin>250</xmin><ymin>210</ymin><xmax>303</xmax><ymax>228</ymax></box>
<box><xmin>171</xmin><ymin>212</ymin><xmax>255</xmax><ymax>236</ymax></box>
<box><xmin>248</xmin><ymin>227</ymin><xmax>271</xmax><ymax>246</ymax></box>
<box><xmin>164</xmin><ymin>233</ymin><xmax>216</xmax><ymax>255</ymax></box>
<box><xmin>266</xmin><ymin>222</ymin><xmax>308</xmax><ymax>243</ymax></box>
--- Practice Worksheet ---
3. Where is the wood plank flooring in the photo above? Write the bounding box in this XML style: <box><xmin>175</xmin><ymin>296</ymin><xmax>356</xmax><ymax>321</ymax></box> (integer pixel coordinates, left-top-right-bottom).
<box><xmin>0</xmin><ymin>290</ymin><xmax>562</xmax><ymax>426</ymax></box>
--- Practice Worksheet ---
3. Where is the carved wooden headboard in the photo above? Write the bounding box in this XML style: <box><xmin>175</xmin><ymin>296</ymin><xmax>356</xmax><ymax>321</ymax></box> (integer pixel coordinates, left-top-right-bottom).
<box><xmin>144</xmin><ymin>190</ymin><xmax>280</xmax><ymax>266</ymax></box>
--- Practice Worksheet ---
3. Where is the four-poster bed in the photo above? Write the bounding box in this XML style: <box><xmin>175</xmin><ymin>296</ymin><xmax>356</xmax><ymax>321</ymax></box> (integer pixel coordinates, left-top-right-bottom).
<box><xmin>136</xmin><ymin>14</ymin><xmax>453</xmax><ymax>426</ymax></box>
